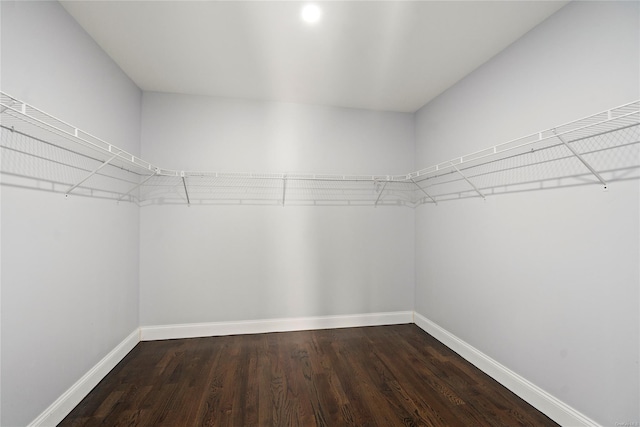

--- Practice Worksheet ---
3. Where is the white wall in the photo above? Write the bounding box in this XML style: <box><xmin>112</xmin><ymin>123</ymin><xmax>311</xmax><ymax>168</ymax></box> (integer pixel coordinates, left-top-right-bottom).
<box><xmin>140</xmin><ymin>93</ymin><xmax>415</xmax><ymax>326</ymax></box>
<box><xmin>414</xmin><ymin>2</ymin><xmax>639</xmax><ymax>425</ymax></box>
<box><xmin>0</xmin><ymin>2</ymin><xmax>141</xmax><ymax>426</ymax></box>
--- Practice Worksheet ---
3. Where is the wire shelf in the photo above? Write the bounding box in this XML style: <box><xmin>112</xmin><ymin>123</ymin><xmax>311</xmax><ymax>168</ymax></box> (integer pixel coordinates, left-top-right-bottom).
<box><xmin>1</xmin><ymin>91</ymin><xmax>638</xmax><ymax>207</ymax></box>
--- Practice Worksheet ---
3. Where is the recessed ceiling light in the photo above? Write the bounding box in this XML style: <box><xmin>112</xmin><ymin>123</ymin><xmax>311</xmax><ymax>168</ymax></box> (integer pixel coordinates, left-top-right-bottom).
<box><xmin>301</xmin><ymin>4</ymin><xmax>322</xmax><ymax>24</ymax></box>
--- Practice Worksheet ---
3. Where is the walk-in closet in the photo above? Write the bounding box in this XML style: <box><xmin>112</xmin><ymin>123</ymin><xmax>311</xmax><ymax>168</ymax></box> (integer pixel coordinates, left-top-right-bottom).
<box><xmin>1</xmin><ymin>1</ymin><xmax>639</xmax><ymax>426</ymax></box>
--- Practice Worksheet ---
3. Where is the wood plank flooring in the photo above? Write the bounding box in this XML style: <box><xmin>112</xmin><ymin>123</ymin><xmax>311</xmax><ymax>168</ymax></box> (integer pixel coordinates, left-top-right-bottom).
<box><xmin>59</xmin><ymin>324</ymin><xmax>558</xmax><ymax>426</ymax></box>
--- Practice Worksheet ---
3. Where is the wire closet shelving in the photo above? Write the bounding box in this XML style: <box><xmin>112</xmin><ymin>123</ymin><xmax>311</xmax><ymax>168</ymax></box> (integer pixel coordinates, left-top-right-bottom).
<box><xmin>1</xmin><ymin>91</ymin><xmax>639</xmax><ymax>207</ymax></box>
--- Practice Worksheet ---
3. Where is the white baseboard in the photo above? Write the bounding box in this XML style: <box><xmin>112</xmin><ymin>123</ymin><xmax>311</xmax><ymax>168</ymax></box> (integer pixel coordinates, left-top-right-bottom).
<box><xmin>29</xmin><ymin>312</ymin><xmax>595</xmax><ymax>427</ymax></box>
<box><xmin>413</xmin><ymin>312</ymin><xmax>600</xmax><ymax>427</ymax></box>
<box><xmin>27</xmin><ymin>329</ymin><xmax>140</xmax><ymax>427</ymax></box>
<box><xmin>140</xmin><ymin>311</ymin><xmax>414</xmax><ymax>341</ymax></box>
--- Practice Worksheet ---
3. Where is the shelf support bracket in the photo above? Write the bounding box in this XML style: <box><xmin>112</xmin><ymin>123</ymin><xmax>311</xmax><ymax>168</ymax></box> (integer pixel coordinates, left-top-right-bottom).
<box><xmin>282</xmin><ymin>175</ymin><xmax>287</xmax><ymax>207</ymax></box>
<box><xmin>410</xmin><ymin>178</ymin><xmax>437</xmax><ymax>205</ymax></box>
<box><xmin>450</xmin><ymin>162</ymin><xmax>485</xmax><ymax>200</ymax></box>
<box><xmin>553</xmin><ymin>129</ymin><xmax>607</xmax><ymax>189</ymax></box>
<box><xmin>374</xmin><ymin>181</ymin><xmax>388</xmax><ymax>207</ymax></box>
<box><xmin>117</xmin><ymin>169</ymin><xmax>159</xmax><ymax>202</ymax></box>
<box><xmin>181</xmin><ymin>172</ymin><xmax>191</xmax><ymax>206</ymax></box>
<box><xmin>66</xmin><ymin>153</ymin><xmax>119</xmax><ymax>197</ymax></box>
<box><xmin>0</xmin><ymin>99</ymin><xmax>17</xmax><ymax>114</ymax></box>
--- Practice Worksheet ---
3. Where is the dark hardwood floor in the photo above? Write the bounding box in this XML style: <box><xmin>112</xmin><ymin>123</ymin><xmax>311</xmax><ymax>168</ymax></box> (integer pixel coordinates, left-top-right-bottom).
<box><xmin>59</xmin><ymin>324</ymin><xmax>558</xmax><ymax>426</ymax></box>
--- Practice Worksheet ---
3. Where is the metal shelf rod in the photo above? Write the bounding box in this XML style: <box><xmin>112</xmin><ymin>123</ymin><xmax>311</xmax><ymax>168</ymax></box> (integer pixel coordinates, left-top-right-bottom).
<box><xmin>65</xmin><ymin>153</ymin><xmax>119</xmax><ymax>196</ymax></box>
<box><xmin>553</xmin><ymin>129</ymin><xmax>607</xmax><ymax>189</ymax></box>
<box><xmin>282</xmin><ymin>175</ymin><xmax>287</xmax><ymax>207</ymax></box>
<box><xmin>449</xmin><ymin>162</ymin><xmax>485</xmax><ymax>200</ymax></box>
<box><xmin>117</xmin><ymin>170</ymin><xmax>159</xmax><ymax>202</ymax></box>
<box><xmin>1</xmin><ymin>91</ymin><xmax>637</xmax><ymax>206</ymax></box>
<box><xmin>410</xmin><ymin>178</ymin><xmax>437</xmax><ymax>205</ymax></box>
<box><xmin>181</xmin><ymin>173</ymin><xmax>191</xmax><ymax>206</ymax></box>
<box><xmin>374</xmin><ymin>181</ymin><xmax>388</xmax><ymax>207</ymax></box>
<box><xmin>412</xmin><ymin>110</ymin><xmax>639</xmax><ymax>180</ymax></box>
<box><xmin>0</xmin><ymin>97</ymin><xmax>157</xmax><ymax>173</ymax></box>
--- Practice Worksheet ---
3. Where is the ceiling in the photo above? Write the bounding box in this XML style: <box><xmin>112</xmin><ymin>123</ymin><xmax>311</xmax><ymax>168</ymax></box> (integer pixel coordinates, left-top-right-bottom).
<box><xmin>61</xmin><ymin>1</ymin><xmax>569</xmax><ymax>113</ymax></box>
